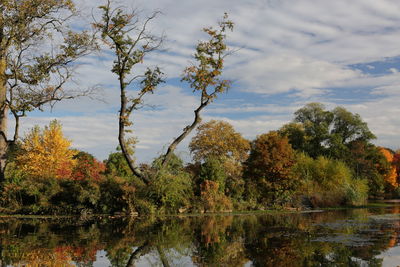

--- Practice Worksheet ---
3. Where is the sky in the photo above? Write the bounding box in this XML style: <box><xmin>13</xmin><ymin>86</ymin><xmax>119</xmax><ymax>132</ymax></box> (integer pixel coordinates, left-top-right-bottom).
<box><xmin>17</xmin><ymin>0</ymin><xmax>400</xmax><ymax>162</ymax></box>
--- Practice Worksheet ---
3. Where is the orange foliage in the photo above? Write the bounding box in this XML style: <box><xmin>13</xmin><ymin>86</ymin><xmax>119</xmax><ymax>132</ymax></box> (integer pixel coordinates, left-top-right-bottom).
<box><xmin>379</xmin><ymin>147</ymin><xmax>399</xmax><ymax>188</ymax></box>
<box><xmin>71</xmin><ymin>152</ymin><xmax>106</xmax><ymax>181</ymax></box>
<box><xmin>245</xmin><ymin>131</ymin><xmax>297</xmax><ymax>204</ymax></box>
<box><xmin>200</xmin><ymin>180</ymin><xmax>232</xmax><ymax>212</ymax></box>
<box><xmin>16</xmin><ymin>247</ymin><xmax>75</xmax><ymax>267</ymax></box>
<box><xmin>393</xmin><ymin>152</ymin><xmax>400</xmax><ymax>185</ymax></box>
<box><xmin>12</xmin><ymin>245</ymin><xmax>100</xmax><ymax>267</ymax></box>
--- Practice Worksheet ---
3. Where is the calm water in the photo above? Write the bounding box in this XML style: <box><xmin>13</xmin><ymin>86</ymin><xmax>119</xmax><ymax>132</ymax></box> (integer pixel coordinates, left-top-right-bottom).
<box><xmin>0</xmin><ymin>205</ymin><xmax>399</xmax><ymax>266</ymax></box>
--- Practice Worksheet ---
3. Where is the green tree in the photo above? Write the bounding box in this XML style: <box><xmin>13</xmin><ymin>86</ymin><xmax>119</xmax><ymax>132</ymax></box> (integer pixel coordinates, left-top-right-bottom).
<box><xmin>278</xmin><ymin>122</ymin><xmax>307</xmax><ymax>151</ymax></box>
<box><xmin>328</xmin><ymin>107</ymin><xmax>375</xmax><ymax>159</ymax></box>
<box><xmin>147</xmin><ymin>154</ymin><xmax>193</xmax><ymax>213</ymax></box>
<box><xmin>289</xmin><ymin>103</ymin><xmax>376</xmax><ymax>160</ymax></box>
<box><xmin>288</xmin><ymin>103</ymin><xmax>384</xmax><ymax>198</ymax></box>
<box><xmin>104</xmin><ymin>151</ymin><xmax>134</xmax><ymax>179</ymax></box>
<box><xmin>244</xmin><ymin>131</ymin><xmax>297</xmax><ymax>205</ymax></box>
<box><xmin>293</xmin><ymin>103</ymin><xmax>333</xmax><ymax>157</ymax></box>
<box><xmin>0</xmin><ymin>0</ymin><xmax>97</xmax><ymax>181</ymax></box>
<box><xmin>199</xmin><ymin>156</ymin><xmax>227</xmax><ymax>193</ymax></box>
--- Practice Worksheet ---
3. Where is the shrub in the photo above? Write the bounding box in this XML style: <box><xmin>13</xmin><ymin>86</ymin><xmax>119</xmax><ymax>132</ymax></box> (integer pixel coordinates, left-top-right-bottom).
<box><xmin>98</xmin><ymin>176</ymin><xmax>136</xmax><ymax>214</ymax></box>
<box><xmin>146</xmin><ymin>170</ymin><xmax>193</xmax><ymax>214</ymax></box>
<box><xmin>292</xmin><ymin>153</ymin><xmax>368</xmax><ymax>207</ymax></box>
<box><xmin>51</xmin><ymin>179</ymin><xmax>101</xmax><ymax>213</ymax></box>
<box><xmin>133</xmin><ymin>154</ymin><xmax>194</xmax><ymax>214</ymax></box>
<box><xmin>200</xmin><ymin>180</ymin><xmax>232</xmax><ymax>212</ymax></box>
<box><xmin>199</xmin><ymin>157</ymin><xmax>227</xmax><ymax>193</ymax></box>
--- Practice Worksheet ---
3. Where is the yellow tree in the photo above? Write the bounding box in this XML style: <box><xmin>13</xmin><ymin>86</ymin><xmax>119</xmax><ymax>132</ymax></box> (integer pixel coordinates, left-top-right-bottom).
<box><xmin>190</xmin><ymin>120</ymin><xmax>250</xmax><ymax>198</ymax></box>
<box><xmin>0</xmin><ymin>0</ymin><xmax>97</xmax><ymax>182</ymax></box>
<box><xmin>16</xmin><ymin>120</ymin><xmax>76</xmax><ymax>179</ymax></box>
<box><xmin>189</xmin><ymin>120</ymin><xmax>250</xmax><ymax>163</ymax></box>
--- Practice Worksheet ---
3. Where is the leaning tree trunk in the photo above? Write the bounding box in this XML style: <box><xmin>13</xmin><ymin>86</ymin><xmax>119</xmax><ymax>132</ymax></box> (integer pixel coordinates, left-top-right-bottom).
<box><xmin>118</xmin><ymin>81</ymin><xmax>150</xmax><ymax>185</ymax></box>
<box><xmin>0</xmin><ymin>57</ymin><xmax>8</xmax><ymax>183</ymax></box>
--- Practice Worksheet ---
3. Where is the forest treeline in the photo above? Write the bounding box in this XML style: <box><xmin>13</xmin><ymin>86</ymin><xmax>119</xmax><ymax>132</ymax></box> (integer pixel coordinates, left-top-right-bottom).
<box><xmin>1</xmin><ymin>103</ymin><xmax>399</xmax><ymax>215</ymax></box>
<box><xmin>0</xmin><ymin>1</ymin><xmax>399</xmax><ymax>215</ymax></box>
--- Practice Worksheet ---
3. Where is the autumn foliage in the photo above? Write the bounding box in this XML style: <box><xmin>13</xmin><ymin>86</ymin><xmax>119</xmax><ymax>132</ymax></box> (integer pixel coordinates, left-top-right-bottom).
<box><xmin>71</xmin><ymin>151</ymin><xmax>105</xmax><ymax>181</ymax></box>
<box><xmin>189</xmin><ymin>120</ymin><xmax>250</xmax><ymax>163</ymax></box>
<box><xmin>244</xmin><ymin>131</ymin><xmax>297</xmax><ymax>205</ymax></box>
<box><xmin>200</xmin><ymin>180</ymin><xmax>232</xmax><ymax>212</ymax></box>
<box><xmin>2</xmin><ymin>103</ymin><xmax>400</xmax><ymax>215</ymax></box>
<box><xmin>16</xmin><ymin>120</ymin><xmax>76</xmax><ymax>179</ymax></box>
<box><xmin>379</xmin><ymin>147</ymin><xmax>399</xmax><ymax>189</ymax></box>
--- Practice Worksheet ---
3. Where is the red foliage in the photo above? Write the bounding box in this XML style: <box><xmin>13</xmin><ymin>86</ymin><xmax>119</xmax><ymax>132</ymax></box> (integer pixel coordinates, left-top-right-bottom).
<box><xmin>56</xmin><ymin>161</ymin><xmax>74</xmax><ymax>179</ymax></box>
<box><xmin>71</xmin><ymin>152</ymin><xmax>105</xmax><ymax>181</ymax></box>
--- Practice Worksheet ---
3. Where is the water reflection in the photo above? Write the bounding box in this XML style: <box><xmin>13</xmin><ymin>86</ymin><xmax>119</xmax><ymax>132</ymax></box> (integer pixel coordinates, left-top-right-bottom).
<box><xmin>0</xmin><ymin>206</ymin><xmax>399</xmax><ymax>266</ymax></box>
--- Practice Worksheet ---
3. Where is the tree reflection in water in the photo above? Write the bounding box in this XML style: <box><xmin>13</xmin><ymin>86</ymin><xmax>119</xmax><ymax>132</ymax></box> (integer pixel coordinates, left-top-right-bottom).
<box><xmin>0</xmin><ymin>206</ymin><xmax>398</xmax><ymax>266</ymax></box>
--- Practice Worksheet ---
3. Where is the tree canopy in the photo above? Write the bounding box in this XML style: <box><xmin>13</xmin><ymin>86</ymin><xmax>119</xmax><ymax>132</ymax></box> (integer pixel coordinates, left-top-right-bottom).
<box><xmin>245</xmin><ymin>131</ymin><xmax>297</xmax><ymax>204</ymax></box>
<box><xmin>189</xmin><ymin>120</ymin><xmax>250</xmax><ymax>163</ymax></box>
<box><xmin>283</xmin><ymin>103</ymin><xmax>376</xmax><ymax>158</ymax></box>
<box><xmin>15</xmin><ymin>120</ymin><xmax>76</xmax><ymax>179</ymax></box>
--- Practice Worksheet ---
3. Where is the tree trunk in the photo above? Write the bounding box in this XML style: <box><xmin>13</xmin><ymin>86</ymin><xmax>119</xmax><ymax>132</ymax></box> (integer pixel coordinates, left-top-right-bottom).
<box><xmin>0</xmin><ymin>57</ymin><xmax>8</xmax><ymax>183</ymax></box>
<box><xmin>118</xmin><ymin>81</ymin><xmax>150</xmax><ymax>185</ymax></box>
<box><xmin>161</xmin><ymin>100</ymin><xmax>208</xmax><ymax>167</ymax></box>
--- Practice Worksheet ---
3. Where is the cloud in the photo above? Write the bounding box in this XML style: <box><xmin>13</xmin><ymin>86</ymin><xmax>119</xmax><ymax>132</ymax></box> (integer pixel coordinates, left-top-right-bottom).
<box><xmin>228</xmin><ymin>53</ymin><xmax>361</xmax><ymax>97</ymax></box>
<box><xmin>15</xmin><ymin>0</ymin><xmax>400</xmax><ymax>161</ymax></box>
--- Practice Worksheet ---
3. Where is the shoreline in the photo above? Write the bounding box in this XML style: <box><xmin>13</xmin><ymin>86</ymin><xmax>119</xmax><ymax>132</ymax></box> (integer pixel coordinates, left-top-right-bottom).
<box><xmin>0</xmin><ymin>201</ymin><xmax>396</xmax><ymax>220</ymax></box>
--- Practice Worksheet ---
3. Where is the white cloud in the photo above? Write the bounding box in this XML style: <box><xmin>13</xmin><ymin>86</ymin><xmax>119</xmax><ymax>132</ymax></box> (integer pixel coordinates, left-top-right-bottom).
<box><xmin>13</xmin><ymin>0</ymin><xmax>400</xmax><ymax>161</ymax></box>
<box><xmin>228</xmin><ymin>53</ymin><xmax>360</xmax><ymax>96</ymax></box>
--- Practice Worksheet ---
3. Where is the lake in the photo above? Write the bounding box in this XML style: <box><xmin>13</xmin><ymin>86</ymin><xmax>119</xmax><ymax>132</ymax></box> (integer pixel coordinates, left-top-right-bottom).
<box><xmin>0</xmin><ymin>204</ymin><xmax>399</xmax><ymax>266</ymax></box>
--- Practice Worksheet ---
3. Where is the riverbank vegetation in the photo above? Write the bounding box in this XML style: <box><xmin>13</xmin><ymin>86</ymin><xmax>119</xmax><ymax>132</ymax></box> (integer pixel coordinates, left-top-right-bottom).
<box><xmin>0</xmin><ymin>1</ymin><xmax>399</xmax><ymax>216</ymax></box>
<box><xmin>0</xmin><ymin>102</ymin><xmax>399</xmax><ymax>215</ymax></box>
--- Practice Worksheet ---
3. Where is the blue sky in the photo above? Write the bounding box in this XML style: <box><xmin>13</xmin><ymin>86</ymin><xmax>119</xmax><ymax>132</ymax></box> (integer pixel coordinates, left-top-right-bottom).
<box><xmin>17</xmin><ymin>0</ymin><xmax>400</xmax><ymax>161</ymax></box>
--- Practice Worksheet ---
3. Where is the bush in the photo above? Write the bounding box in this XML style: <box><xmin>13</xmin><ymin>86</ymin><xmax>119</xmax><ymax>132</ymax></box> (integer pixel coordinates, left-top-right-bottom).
<box><xmin>292</xmin><ymin>153</ymin><xmax>368</xmax><ymax>207</ymax></box>
<box><xmin>146</xmin><ymin>170</ymin><xmax>193</xmax><ymax>214</ymax></box>
<box><xmin>1</xmin><ymin>177</ymin><xmax>61</xmax><ymax>214</ymax></box>
<box><xmin>132</xmin><ymin>154</ymin><xmax>194</xmax><ymax>214</ymax></box>
<box><xmin>344</xmin><ymin>179</ymin><xmax>369</xmax><ymax>206</ymax></box>
<box><xmin>199</xmin><ymin>157</ymin><xmax>227</xmax><ymax>193</ymax></box>
<box><xmin>51</xmin><ymin>179</ymin><xmax>101</xmax><ymax>213</ymax></box>
<box><xmin>200</xmin><ymin>180</ymin><xmax>232</xmax><ymax>212</ymax></box>
<box><xmin>98</xmin><ymin>176</ymin><xmax>136</xmax><ymax>214</ymax></box>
